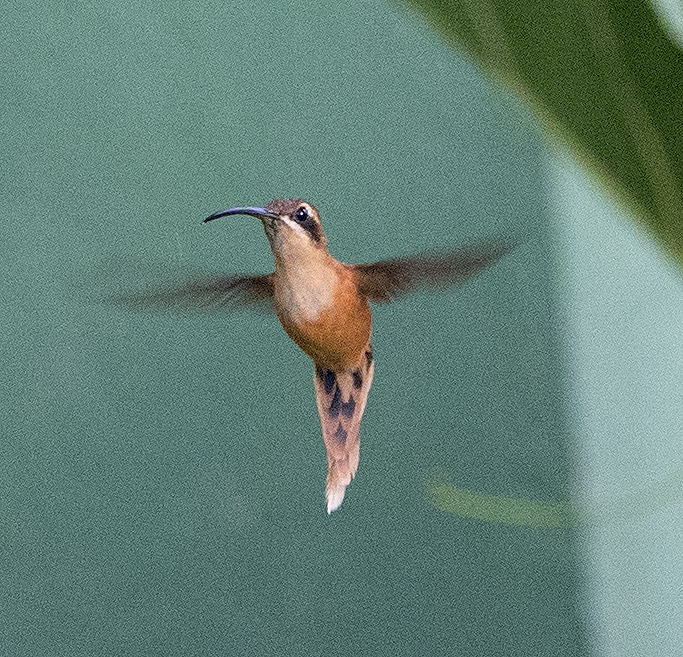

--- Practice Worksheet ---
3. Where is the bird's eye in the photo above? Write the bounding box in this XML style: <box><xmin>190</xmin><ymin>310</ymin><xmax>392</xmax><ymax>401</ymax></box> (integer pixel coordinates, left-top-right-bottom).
<box><xmin>294</xmin><ymin>206</ymin><xmax>309</xmax><ymax>223</ymax></box>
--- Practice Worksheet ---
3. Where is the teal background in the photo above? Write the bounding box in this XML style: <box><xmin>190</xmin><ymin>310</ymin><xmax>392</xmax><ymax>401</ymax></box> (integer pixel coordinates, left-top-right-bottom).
<box><xmin>2</xmin><ymin>2</ymin><xmax>589</xmax><ymax>655</ymax></box>
<box><xmin>553</xmin><ymin>154</ymin><xmax>683</xmax><ymax>656</ymax></box>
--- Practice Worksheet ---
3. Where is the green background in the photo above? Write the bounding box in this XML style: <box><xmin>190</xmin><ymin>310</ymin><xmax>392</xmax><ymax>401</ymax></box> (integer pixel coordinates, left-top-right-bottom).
<box><xmin>3</xmin><ymin>1</ymin><xmax>589</xmax><ymax>655</ymax></box>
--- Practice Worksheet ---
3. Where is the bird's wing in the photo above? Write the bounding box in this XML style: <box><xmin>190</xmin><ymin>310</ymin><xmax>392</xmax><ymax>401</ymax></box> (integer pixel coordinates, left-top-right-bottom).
<box><xmin>313</xmin><ymin>348</ymin><xmax>375</xmax><ymax>514</ymax></box>
<box><xmin>352</xmin><ymin>242</ymin><xmax>512</xmax><ymax>303</ymax></box>
<box><xmin>108</xmin><ymin>273</ymin><xmax>275</xmax><ymax>313</ymax></box>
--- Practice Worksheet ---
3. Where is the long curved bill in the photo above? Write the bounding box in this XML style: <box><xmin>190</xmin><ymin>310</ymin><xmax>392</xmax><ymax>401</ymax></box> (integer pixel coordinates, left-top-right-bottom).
<box><xmin>204</xmin><ymin>206</ymin><xmax>279</xmax><ymax>223</ymax></box>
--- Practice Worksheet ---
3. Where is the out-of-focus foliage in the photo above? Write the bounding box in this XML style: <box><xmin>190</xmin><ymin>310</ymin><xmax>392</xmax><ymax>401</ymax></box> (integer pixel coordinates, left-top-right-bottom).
<box><xmin>404</xmin><ymin>0</ymin><xmax>683</xmax><ymax>263</ymax></box>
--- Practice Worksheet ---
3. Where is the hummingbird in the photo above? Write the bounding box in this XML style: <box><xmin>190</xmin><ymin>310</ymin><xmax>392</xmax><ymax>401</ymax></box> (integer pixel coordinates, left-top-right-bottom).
<box><xmin>118</xmin><ymin>199</ymin><xmax>511</xmax><ymax>513</ymax></box>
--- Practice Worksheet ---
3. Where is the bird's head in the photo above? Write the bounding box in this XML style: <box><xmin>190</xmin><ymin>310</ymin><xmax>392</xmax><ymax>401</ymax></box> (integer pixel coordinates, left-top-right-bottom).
<box><xmin>204</xmin><ymin>198</ymin><xmax>327</xmax><ymax>256</ymax></box>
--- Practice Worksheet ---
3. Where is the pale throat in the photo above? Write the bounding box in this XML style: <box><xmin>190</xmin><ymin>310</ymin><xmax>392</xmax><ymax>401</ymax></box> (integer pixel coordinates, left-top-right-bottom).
<box><xmin>270</xmin><ymin>233</ymin><xmax>338</xmax><ymax>324</ymax></box>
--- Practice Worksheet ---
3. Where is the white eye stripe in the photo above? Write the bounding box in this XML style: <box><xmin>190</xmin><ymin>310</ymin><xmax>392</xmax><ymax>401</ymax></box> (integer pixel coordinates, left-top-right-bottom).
<box><xmin>280</xmin><ymin>215</ymin><xmax>308</xmax><ymax>234</ymax></box>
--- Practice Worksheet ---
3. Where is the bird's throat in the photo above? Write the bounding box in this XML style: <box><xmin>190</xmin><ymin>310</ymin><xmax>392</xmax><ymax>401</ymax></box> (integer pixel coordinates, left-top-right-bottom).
<box><xmin>272</xmin><ymin>244</ymin><xmax>339</xmax><ymax>324</ymax></box>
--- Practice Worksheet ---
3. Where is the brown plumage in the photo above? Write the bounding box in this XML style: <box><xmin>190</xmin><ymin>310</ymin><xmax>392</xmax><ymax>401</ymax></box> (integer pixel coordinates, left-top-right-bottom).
<box><xmin>110</xmin><ymin>198</ymin><xmax>513</xmax><ymax>513</ymax></box>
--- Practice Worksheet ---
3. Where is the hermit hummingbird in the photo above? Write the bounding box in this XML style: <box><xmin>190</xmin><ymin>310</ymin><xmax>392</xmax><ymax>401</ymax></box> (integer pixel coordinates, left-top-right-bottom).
<box><xmin>118</xmin><ymin>199</ymin><xmax>511</xmax><ymax>513</ymax></box>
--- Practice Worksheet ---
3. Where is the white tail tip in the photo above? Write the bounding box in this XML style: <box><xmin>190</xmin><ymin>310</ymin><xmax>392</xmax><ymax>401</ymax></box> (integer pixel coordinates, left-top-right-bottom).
<box><xmin>326</xmin><ymin>486</ymin><xmax>347</xmax><ymax>514</ymax></box>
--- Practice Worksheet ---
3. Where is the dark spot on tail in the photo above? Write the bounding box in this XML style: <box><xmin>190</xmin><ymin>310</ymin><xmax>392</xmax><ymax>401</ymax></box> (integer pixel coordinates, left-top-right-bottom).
<box><xmin>334</xmin><ymin>424</ymin><xmax>348</xmax><ymax>443</ymax></box>
<box><xmin>341</xmin><ymin>395</ymin><xmax>356</xmax><ymax>418</ymax></box>
<box><xmin>352</xmin><ymin>370</ymin><xmax>363</xmax><ymax>389</ymax></box>
<box><xmin>329</xmin><ymin>387</ymin><xmax>341</xmax><ymax>417</ymax></box>
<box><xmin>320</xmin><ymin>370</ymin><xmax>337</xmax><ymax>395</ymax></box>
<box><xmin>365</xmin><ymin>346</ymin><xmax>373</xmax><ymax>366</ymax></box>
<box><xmin>329</xmin><ymin>388</ymin><xmax>357</xmax><ymax>419</ymax></box>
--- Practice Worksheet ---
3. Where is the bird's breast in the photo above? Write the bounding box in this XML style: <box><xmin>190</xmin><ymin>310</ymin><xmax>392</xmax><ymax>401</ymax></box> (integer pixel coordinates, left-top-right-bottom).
<box><xmin>274</xmin><ymin>272</ymin><xmax>372</xmax><ymax>371</ymax></box>
<box><xmin>275</xmin><ymin>265</ymin><xmax>337</xmax><ymax>325</ymax></box>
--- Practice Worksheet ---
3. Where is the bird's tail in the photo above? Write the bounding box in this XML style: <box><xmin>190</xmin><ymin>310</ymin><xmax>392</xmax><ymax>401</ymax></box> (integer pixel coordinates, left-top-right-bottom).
<box><xmin>313</xmin><ymin>347</ymin><xmax>374</xmax><ymax>514</ymax></box>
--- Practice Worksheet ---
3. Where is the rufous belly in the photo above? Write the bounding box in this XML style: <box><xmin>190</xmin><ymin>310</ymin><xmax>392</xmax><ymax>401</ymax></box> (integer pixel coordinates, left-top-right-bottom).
<box><xmin>276</xmin><ymin>295</ymin><xmax>372</xmax><ymax>372</ymax></box>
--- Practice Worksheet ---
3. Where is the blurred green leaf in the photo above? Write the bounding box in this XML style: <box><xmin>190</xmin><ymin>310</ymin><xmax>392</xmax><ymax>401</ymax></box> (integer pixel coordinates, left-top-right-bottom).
<box><xmin>404</xmin><ymin>0</ymin><xmax>683</xmax><ymax>262</ymax></box>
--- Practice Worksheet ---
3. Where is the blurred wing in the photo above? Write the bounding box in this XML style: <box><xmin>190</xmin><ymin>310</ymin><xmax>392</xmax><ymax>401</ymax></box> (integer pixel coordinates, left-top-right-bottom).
<box><xmin>313</xmin><ymin>348</ymin><xmax>374</xmax><ymax>514</ymax></box>
<box><xmin>108</xmin><ymin>273</ymin><xmax>275</xmax><ymax>313</ymax></box>
<box><xmin>353</xmin><ymin>242</ymin><xmax>512</xmax><ymax>303</ymax></box>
